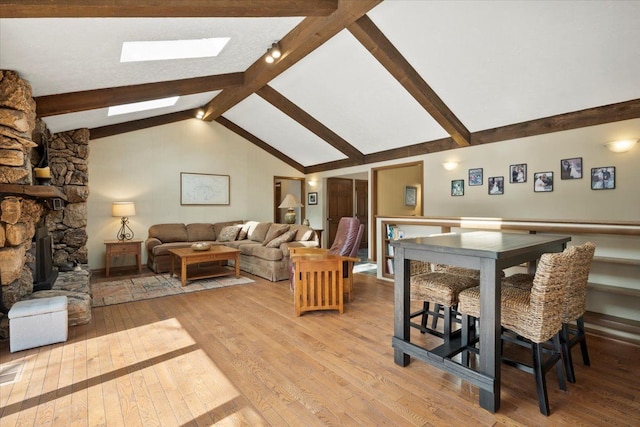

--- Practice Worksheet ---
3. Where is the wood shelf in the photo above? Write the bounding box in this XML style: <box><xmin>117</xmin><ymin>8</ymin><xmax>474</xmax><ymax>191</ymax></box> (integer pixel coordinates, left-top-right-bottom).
<box><xmin>0</xmin><ymin>183</ymin><xmax>67</xmax><ymax>200</ymax></box>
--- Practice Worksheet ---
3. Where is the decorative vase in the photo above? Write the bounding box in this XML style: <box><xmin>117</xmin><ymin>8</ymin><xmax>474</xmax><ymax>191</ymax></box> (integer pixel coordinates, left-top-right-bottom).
<box><xmin>302</xmin><ymin>218</ymin><xmax>310</xmax><ymax>226</ymax></box>
<box><xmin>284</xmin><ymin>210</ymin><xmax>296</xmax><ymax>224</ymax></box>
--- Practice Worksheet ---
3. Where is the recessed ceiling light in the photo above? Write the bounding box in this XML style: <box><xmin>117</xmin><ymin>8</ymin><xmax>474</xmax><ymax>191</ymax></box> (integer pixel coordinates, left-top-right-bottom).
<box><xmin>108</xmin><ymin>97</ymin><xmax>179</xmax><ymax>116</ymax></box>
<box><xmin>120</xmin><ymin>37</ymin><xmax>230</xmax><ymax>62</ymax></box>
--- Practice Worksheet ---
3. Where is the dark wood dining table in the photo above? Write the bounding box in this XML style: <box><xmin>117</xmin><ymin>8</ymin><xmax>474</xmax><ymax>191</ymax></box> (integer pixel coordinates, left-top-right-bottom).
<box><xmin>390</xmin><ymin>231</ymin><xmax>571</xmax><ymax>412</ymax></box>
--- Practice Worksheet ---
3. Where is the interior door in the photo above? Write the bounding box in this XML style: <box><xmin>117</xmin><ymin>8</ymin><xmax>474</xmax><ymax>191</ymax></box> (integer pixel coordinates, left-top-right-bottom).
<box><xmin>327</xmin><ymin>178</ymin><xmax>354</xmax><ymax>246</ymax></box>
<box><xmin>355</xmin><ymin>179</ymin><xmax>368</xmax><ymax>249</ymax></box>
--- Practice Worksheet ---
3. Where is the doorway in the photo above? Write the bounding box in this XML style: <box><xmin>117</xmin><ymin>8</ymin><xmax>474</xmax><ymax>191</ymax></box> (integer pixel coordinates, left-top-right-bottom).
<box><xmin>355</xmin><ymin>179</ymin><xmax>368</xmax><ymax>250</ymax></box>
<box><xmin>273</xmin><ymin>177</ymin><xmax>305</xmax><ymax>224</ymax></box>
<box><xmin>326</xmin><ymin>177</ymin><xmax>353</xmax><ymax>245</ymax></box>
<box><xmin>371</xmin><ymin>161</ymin><xmax>423</xmax><ymax>261</ymax></box>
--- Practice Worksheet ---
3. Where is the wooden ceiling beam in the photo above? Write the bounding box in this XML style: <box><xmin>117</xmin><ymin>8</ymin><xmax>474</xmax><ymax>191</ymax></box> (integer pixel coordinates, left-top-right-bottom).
<box><xmin>90</xmin><ymin>109</ymin><xmax>196</xmax><ymax>140</ymax></box>
<box><xmin>348</xmin><ymin>14</ymin><xmax>471</xmax><ymax>148</ymax></box>
<box><xmin>311</xmin><ymin>99</ymin><xmax>640</xmax><ymax>171</ymax></box>
<box><xmin>201</xmin><ymin>0</ymin><xmax>382</xmax><ymax>120</ymax></box>
<box><xmin>0</xmin><ymin>0</ymin><xmax>339</xmax><ymax>18</ymax></box>
<box><xmin>215</xmin><ymin>116</ymin><xmax>305</xmax><ymax>173</ymax></box>
<box><xmin>257</xmin><ymin>85</ymin><xmax>364</xmax><ymax>164</ymax></box>
<box><xmin>36</xmin><ymin>73</ymin><xmax>244</xmax><ymax>117</ymax></box>
<box><xmin>304</xmin><ymin>158</ymin><xmax>361</xmax><ymax>174</ymax></box>
<box><xmin>472</xmin><ymin>98</ymin><xmax>640</xmax><ymax>145</ymax></box>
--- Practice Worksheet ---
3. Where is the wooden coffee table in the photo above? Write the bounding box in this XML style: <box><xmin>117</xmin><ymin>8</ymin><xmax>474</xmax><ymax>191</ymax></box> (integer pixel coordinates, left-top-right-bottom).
<box><xmin>169</xmin><ymin>246</ymin><xmax>241</xmax><ymax>287</ymax></box>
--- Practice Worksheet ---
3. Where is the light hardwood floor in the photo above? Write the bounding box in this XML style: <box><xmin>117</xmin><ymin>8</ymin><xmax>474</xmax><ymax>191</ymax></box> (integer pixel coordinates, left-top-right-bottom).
<box><xmin>1</xmin><ymin>270</ymin><xmax>639</xmax><ymax>426</ymax></box>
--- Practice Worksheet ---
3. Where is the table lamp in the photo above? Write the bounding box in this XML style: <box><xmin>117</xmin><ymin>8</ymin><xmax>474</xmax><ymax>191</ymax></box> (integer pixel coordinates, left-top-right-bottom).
<box><xmin>112</xmin><ymin>201</ymin><xmax>136</xmax><ymax>241</ymax></box>
<box><xmin>278</xmin><ymin>194</ymin><xmax>303</xmax><ymax>224</ymax></box>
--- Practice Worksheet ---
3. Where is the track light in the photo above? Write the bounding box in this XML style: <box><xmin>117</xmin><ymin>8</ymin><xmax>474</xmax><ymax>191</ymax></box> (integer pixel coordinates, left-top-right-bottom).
<box><xmin>270</xmin><ymin>42</ymin><xmax>281</xmax><ymax>59</ymax></box>
<box><xmin>265</xmin><ymin>42</ymin><xmax>281</xmax><ymax>64</ymax></box>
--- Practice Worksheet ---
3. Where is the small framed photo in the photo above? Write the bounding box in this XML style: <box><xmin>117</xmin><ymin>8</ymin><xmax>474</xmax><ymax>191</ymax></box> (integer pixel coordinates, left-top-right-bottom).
<box><xmin>488</xmin><ymin>176</ymin><xmax>504</xmax><ymax>195</ymax></box>
<box><xmin>307</xmin><ymin>192</ymin><xmax>318</xmax><ymax>205</ymax></box>
<box><xmin>468</xmin><ymin>168</ymin><xmax>483</xmax><ymax>186</ymax></box>
<box><xmin>509</xmin><ymin>163</ymin><xmax>527</xmax><ymax>183</ymax></box>
<box><xmin>451</xmin><ymin>179</ymin><xmax>464</xmax><ymax>196</ymax></box>
<box><xmin>561</xmin><ymin>157</ymin><xmax>583</xmax><ymax>179</ymax></box>
<box><xmin>591</xmin><ymin>166</ymin><xmax>615</xmax><ymax>190</ymax></box>
<box><xmin>404</xmin><ymin>186</ymin><xmax>417</xmax><ymax>206</ymax></box>
<box><xmin>534</xmin><ymin>172</ymin><xmax>554</xmax><ymax>192</ymax></box>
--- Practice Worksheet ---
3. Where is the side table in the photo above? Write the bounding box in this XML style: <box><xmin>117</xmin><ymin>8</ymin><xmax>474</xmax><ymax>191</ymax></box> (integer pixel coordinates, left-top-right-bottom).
<box><xmin>104</xmin><ymin>240</ymin><xmax>142</xmax><ymax>277</ymax></box>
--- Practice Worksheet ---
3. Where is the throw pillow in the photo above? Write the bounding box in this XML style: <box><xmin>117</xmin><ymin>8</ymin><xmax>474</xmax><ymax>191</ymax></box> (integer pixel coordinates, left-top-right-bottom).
<box><xmin>238</xmin><ymin>221</ymin><xmax>254</xmax><ymax>240</ymax></box>
<box><xmin>265</xmin><ymin>229</ymin><xmax>297</xmax><ymax>248</ymax></box>
<box><xmin>250</xmin><ymin>222</ymin><xmax>272</xmax><ymax>242</ymax></box>
<box><xmin>262</xmin><ymin>224</ymin><xmax>290</xmax><ymax>246</ymax></box>
<box><xmin>217</xmin><ymin>225</ymin><xmax>241</xmax><ymax>242</ymax></box>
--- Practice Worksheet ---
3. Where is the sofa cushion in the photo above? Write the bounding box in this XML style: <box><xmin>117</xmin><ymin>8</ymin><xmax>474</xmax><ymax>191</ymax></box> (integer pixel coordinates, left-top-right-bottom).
<box><xmin>186</xmin><ymin>223</ymin><xmax>216</xmax><ymax>242</ymax></box>
<box><xmin>262</xmin><ymin>224</ymin><xmax>290</xmax><ymax>246</ymax></box>
<box><xmin>217</xmin><ymin>225</ymin><xmax>241</xmax><ymax>242</ymax></box>
<box><xmin>265</xmin><ymin>229</ymin><xmax>297</xmax><ymax>248</ymax></box>
<box><xmin>239</xmin><ymin>243</ymin><xmax>283</xmax><ymax>261</ymax></box>
<box><xmin>148</xmin><ymin>223</ymin><xmax>188</xmax><ymax>243</ymax></box>
<box><xmin>151</xmin><ymin>241</ymin><xmax>204</xmax><ymax>256</ymax></box>
<box><xmin>250</xmin><ymin>222</ymin><xmax>272</xmax><ymax>243</ymax></box>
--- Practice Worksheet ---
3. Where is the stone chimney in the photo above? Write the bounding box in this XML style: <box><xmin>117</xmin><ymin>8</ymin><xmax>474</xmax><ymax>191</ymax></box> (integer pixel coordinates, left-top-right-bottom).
<box><xmin>0</xmin><ymin>70</ymin><xmax>91</xmax><ymax>337</ymax></box>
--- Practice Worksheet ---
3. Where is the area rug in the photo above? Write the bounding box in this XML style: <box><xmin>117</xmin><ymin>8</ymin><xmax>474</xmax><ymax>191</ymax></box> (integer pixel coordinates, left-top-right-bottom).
<box><xmin>91</xmin><ymin>273</ymin><xmax>255</xmax><ymax>307</ymax></box>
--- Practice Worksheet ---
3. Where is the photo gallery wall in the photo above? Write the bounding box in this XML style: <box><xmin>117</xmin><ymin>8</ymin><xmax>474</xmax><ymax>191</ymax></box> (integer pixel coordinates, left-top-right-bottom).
<box><xmin>450</xmin><ymin>157</ymin><xmax>615</xmax><ymax>196</ymax></box>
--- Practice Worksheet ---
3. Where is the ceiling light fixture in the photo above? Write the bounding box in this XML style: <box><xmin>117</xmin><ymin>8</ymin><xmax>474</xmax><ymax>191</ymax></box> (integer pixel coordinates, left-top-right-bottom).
<box><xmin>265</xmin><ymin>42</ymin><xmax>282</xmax><ymax>64</ymax></box>
<box><xmin>605</xmin><ymin>139</ymin><xmax>638</xmax><ymax>153</ymax></box>
<box><xmin>196</xmin><ymin>110</ymin><xmax>205</xmax><ymax>120</ymax></box>
<box><xmin>120</xmin><ymin>37</ymin><xmax>230</xmax><ymax>62</ymax></box>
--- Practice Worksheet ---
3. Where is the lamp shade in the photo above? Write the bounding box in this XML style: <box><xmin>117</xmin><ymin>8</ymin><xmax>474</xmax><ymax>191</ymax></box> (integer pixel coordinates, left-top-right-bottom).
<box><xmin>278</xmin><ymin>194</ymin><xmax>303</xmax><ymax>209</ymax></box>
<box><xmin>112</xmin><ymin>202</ymin><xmax>136</xmax><ymax>217</ymax></box>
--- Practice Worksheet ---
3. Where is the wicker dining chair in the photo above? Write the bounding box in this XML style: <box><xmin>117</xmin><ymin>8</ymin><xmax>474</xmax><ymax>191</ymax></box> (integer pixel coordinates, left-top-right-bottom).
<box><xmin>503</xmin><ymin>242</ymin><xmax>596</xmax><ymax>383</ymax></box>
<box><xmin>410</xmin><ymin>265</ymin><xmax>480</xmax><ymax>341</ymax></box>
<box><xmin>457</xmin><ymin>248</ymin><xmax>575</xmax><ymax>416</ymax></box>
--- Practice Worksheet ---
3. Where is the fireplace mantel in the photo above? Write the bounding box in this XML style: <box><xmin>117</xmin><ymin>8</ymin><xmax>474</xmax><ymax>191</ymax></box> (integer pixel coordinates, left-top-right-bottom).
<box><xmin>0</xmin><ymin>184</ymin><xmax>67</xmax><ymax>201</ymax></box>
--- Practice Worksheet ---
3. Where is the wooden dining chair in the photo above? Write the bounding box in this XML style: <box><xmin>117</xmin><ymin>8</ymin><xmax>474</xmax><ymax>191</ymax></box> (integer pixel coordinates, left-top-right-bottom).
<box><xmin>293</xmin><ymin>256</ymin><xmax>345</xmax><ymax>316</ymax></box>
<box><xmin>457</xmin><ymin>248</ymin><xmax>574</xmax><ymax>416</ymax></box>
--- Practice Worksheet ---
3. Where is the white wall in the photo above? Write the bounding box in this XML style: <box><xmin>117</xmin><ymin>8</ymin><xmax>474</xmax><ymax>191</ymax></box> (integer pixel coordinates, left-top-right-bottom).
<box><xmin>87</xmin><ymin>118</ymin><xmax>302</xmax><ymax>269</ymax></box>
<box><xmin>306</xmin><ymin>118</ymin><xmax>640</xmax><ymax>224</ymax></box>
<box><xmin>88</xmin><ymin>117</ymin><xmax>639</xmax><ymax>271</ymax></box>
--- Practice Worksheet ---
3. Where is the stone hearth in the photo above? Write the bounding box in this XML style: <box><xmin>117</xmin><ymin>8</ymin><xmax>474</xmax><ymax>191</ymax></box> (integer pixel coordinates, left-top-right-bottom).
<box><xmin>0</xmin><ymin>70</ymin><xmax>91</xmax><ymax>339</ymax></box>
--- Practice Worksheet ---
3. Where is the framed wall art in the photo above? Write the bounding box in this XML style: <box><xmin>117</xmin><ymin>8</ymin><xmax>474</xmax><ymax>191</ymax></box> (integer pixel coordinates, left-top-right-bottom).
<box><xmin>468</xmin><ymin>168</ymin><xmax>483</xmax><ymax>186</ymax></box>
<box><xmin>180</xmin><ymin>172</ymin><xmax>230</xmax><ymax>205</ymax></box>
<box><xmin>404</xmin><ymin>186</ymin><xmax>417</xmax><ymax>206</ymax></box>
<box><xmin>308</xmin><ymin>192</ymin><xmax>318</xmax><ymax>205</ymax></box>
<box><xmin>591</xmin><ymin>166</ymin><xmax>615</xmax><ymax>190</ymax></box>
<box><xmin>488</xmin><ymin>176</ymin><xmax>504</xmax><ymax>195</ymax></box>
<box><xmin>509</xmin><ymin>163</ymin><xmax>527</xmax><ymax>183</ymax></box>
<box><xmin>451</xmin><ymin>179</ymin><xmax>464</xmax><ymax>196</ymax></box>
<box><xmin>561</xmin><ymin>157</ymin><xmax>583</xmax><ymax>179</ymax></box>
<box><xmin>534</xmin><ymin>171</ymin><xmax>553</xmax><ymax>192</ymax></box>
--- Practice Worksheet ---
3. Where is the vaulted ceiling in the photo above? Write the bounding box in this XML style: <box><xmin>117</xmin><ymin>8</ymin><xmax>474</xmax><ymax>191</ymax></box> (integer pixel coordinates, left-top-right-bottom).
<box><xmin>2</xmin><ymin>1</ymin><xmax>639</xmax><ymax>174</ymax></box>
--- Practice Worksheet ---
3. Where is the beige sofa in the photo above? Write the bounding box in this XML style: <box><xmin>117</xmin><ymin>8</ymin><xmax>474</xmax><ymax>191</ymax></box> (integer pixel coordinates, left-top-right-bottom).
<box><xmin>145</xmin><ymin>220</ymin><xmax>319</xmax><ymax>281</ymax></box>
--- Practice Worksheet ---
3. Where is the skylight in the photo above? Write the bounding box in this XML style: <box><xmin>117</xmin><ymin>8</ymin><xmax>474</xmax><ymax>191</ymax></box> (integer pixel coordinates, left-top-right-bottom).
<box><xmin>108</xmin><ymin>97</ymin><xmax>179</xmax><ymax>116</ymax></box>
<box><xmin>120</xmin><ymin>37</ymin><xmax>230</xmax><ymax>62</ymax></box>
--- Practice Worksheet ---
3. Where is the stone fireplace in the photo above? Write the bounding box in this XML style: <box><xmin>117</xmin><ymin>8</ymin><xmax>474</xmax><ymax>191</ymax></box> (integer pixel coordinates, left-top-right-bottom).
<box><xmin>0</xmin><ymin>70</ymin><xmax>91</xmax><ymax>338</ymax></box>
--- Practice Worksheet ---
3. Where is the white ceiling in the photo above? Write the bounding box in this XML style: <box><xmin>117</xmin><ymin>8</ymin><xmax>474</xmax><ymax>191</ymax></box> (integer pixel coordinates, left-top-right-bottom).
<box><xmin>1</xmin><ymin>1</ymin><xmax>639</xmax><ymax>168</ymax></box>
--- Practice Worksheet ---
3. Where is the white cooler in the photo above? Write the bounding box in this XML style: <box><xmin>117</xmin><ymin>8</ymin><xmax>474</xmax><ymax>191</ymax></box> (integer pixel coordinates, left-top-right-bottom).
<box><xmin>9</xmin><ymin>296</ymin><xmax>68</xmax><ymax>353</ymax></box>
